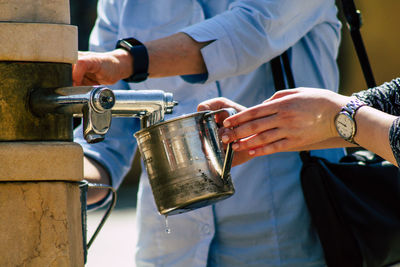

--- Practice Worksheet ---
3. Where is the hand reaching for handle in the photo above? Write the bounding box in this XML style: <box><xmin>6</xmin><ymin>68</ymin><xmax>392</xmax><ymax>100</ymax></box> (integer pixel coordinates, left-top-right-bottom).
<box><xmin>198</xmin><ymin>88</ymin><xmax>352</xmax><ymax>165</ymax></box>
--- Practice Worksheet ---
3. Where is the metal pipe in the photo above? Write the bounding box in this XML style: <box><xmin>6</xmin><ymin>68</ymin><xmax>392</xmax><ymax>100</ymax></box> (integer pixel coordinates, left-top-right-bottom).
<box><xmin>29</xmin><ymin>86</ymin><xmax>178</xmax><ymax>143</ymax></box>
<box><xmin>30</xmin><ymin>86</ymin><xmax>115</xmax><ymax>116</ymax></box>
<box><xmin>112</xmin><ymin>90</ymin><xmax>177</xmax><ymax>127</ymax></box>
<box><xmin>111</xmin><ymin>90</ymin><xmax>176</xmax><ymax>116</ymax></box>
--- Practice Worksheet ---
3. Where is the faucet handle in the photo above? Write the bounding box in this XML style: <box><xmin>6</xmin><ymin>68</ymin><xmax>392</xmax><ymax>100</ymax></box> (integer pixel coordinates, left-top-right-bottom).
<box><xmin>90</xmin><ymin>86</ymin><xmax>115</xmax><ymax>112</ymax></box>
<box><xmin>82</xmin><ymin>105</ymin><xmax>112</xmax><ymax>143</ymax></box>
<box><xmin>82</xmin><ymin>87</ymin><xmax>115</xmax><ymax>143</ymax></box>
<box><xmin>29</xmin><ymin>85</ymin><xmax>116</xmax><ymax>143</ymax></box>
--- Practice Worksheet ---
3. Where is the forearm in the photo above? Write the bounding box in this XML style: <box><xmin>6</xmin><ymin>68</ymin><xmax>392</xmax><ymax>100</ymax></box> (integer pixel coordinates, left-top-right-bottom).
<box><xmin>145</xmin><ymin>33</ymin><xmax>210</xmax><ymax>78</ymax></box>
<box><xmin>354</xmin><ymin>106</ymin><xmax>397</xmax><ymax>166</ymax></box>
<box><xmin>297</xmin><ymin>106</ymin><xmax>397</xmax><ymax>166</ymax></box>
<box><xmin>76</xmin><ymin>32</ymin><xmax>211</xmax><ymax>85</ymax></box>
<box><xmin>84</xmin><ymin>156</ymin><xmax>112</xmax><ymax>205</ymax></box>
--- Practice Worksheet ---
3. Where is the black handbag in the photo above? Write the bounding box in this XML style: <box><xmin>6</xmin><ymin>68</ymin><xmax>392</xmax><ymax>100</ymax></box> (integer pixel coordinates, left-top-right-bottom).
<box><xmin>270</xmin><ymin>1</ymin><xmax>400</xmax><ymax>265</ymax></box>
<box><xmin>300</xmin><ymin>150</ymin><xmax>400</xmax><ymax>267</ymax></box>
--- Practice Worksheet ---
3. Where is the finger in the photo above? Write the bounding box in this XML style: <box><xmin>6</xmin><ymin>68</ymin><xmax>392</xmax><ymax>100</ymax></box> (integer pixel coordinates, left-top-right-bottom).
<box><xmin>214</xmin><ymin>111</ymin><xmax>232</xmax><ymax>126</ymax></box>
<box><xmin>263</xmin><ymin>89</ymin><xmax>300</xmax><ymax>102</ymax></box>
<box><xmin>82</xmin><ymin>75</ymin><xmax>99</xmax><ymax>86</ymax></box>
<box><xmin>72</xmin><ymin>60</ymin><xmax>88</xmax><ymax>86</ymax></box>
<box><xmin>198</xmin><ymin>97</ymin><xmax>229</xmax><ymax>112</ymax></box>
<box><xmin>247</xmin><ymin>138</ymin><xmax>291</xmax><ymax>157</ymax></box>
<box><xmin>222</xmin><ymin>115</ymin><xmax>279</xmax><ymax>143</ymax></box>
<box><xmin>231</xmin><ymin>128</ymin><xmax>283</xmax><ymax>151</ymax></box>
<box><xmin>73</xmin><ymin>52</ymin><xmax>104</xmax><ymax>86</ymax></box>
<box><xmin>223</xmin><ymin>101</ymin><xmax>278</xmax><ymax>128</ymax></box>
<box><xmin>218</xmin><ymin>127</ymin><xmax>229</xmax><ymax>141</ymax></box>
<box><xmin>218</xmin><ymin>127</ymin><xmax>235</xmax><ymax>144</ymax></box>
<box><xmin>197</xmin><ymin>97</ymin><xmax>246</xmax><ymax>112</ymax></box>
<box><xmin>198</xmin><ymin>98</ymin><xmax>245</xmax><ymax>125</ymax></box>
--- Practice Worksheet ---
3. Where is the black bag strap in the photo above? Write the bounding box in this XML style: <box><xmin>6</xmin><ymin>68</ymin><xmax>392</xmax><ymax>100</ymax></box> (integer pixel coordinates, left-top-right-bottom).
<box><xmin>270</xmin><ymin>56</ymin><xmax>286</xmax><ymax>91</ymax></box>
<box><xmin>281</xmin><ymin>52</ymin><xmax>295</xmax><ymax>88</ymax></box>
<box><xmin>272</xmin><ymin>1</ymin><xmax>376</xmax><ymax>90</ymax></box>
<box><xmin>270</xmin><ymin>50</ymin><xmax>295</xmax><ymax>91</ymax></box>
<box><xmin>339</xmin><ymin>0</ymin><xmax>376</xmax><ymax>88</ymax></box>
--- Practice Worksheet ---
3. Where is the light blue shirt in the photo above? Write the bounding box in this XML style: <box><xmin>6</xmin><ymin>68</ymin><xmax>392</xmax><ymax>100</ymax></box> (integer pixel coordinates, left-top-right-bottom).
<box><xmin>74</xmin><ymin>0</ymin><xmax>344</xmax><ymax>266</ymax></box>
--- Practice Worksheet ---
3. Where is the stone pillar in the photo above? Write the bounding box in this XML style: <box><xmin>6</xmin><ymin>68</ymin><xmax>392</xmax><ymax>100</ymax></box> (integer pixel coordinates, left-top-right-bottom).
<box><xmin>0</xmin><ymin>142</ymin><xmax>84</xmax><ymax>266</ymax></box>
<box><xmin>0</xmin><ymin>1</ymin><xmax>84</xmax><ymax>266</ymax></box>
<box><xmin>0</xmin><ymin>2</ymin><xmax>77</xmax><ymax>141</ymax></box>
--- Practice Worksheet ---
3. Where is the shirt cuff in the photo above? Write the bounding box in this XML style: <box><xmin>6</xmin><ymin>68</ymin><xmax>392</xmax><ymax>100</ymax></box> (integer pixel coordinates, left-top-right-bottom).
<box><xmin>180</xmin><ymin>17</ymin><xmax>237</xmax><ymax>83</ymax></box>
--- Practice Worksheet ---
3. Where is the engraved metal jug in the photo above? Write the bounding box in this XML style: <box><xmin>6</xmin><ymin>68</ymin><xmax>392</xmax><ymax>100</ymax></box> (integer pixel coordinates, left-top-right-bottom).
<box><xmin>134</xmin><ymin>108</ymin><xmax>236</xmax><ymax>215</ymax></box>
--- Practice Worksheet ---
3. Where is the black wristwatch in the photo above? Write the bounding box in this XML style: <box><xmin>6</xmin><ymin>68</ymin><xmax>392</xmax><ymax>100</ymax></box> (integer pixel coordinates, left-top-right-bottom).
<box><xmin>334</xmin><ymin>98</ymin><xmax>366</xmax><ymax>144</ymax></box>
<box><xmin>115</xmin><ymin>38</ymin><xmax>149</xmax><ymax>83</ymax></box>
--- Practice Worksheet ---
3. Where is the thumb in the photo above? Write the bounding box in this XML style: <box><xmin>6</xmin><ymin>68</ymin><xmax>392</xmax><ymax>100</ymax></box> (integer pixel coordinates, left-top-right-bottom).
<box><xmin>264</xmin><ymin>89</ymin><xmax>299</xmax><ymax>103</ymax></box>
<box><xmin>72</xmin><ymin>60</ymin><xmax>89</xmax><ymax>86</ymax></box>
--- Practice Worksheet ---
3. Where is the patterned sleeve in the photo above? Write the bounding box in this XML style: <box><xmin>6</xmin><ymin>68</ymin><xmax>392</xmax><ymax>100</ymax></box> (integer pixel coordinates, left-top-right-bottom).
<box><xmin>352</xmin><ymin>77</ymin><xmax>400</xmax><ymax>166</ymax></box>
<box><xmin>389</xmin><ymin>118</ymin><xmax>400</xmax><ymax>166</ymax></box>
<box><xmin>352</xmin><ymin>78</ymin><xmax>400</xmax><ymax>115</ymax></box>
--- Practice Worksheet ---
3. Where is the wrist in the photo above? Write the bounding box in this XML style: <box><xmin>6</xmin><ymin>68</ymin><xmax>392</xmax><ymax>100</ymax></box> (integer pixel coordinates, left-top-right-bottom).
<box><xmin>334</xmin><ymin>97</ymin><xmax>367</xmax><ymax>144</ymax></box>
<box><xmin>328</xmin><ymin>95</ymin><xmax>352</xmax><ymax>138</ymax></box>
<box><xmin>112</xmin><ymin>49</ymin><xmax>134</xmax><ymax>81</ymax></box>
<box><xmin>115</xmin><ymin>38</ymin><xmax>149</xmax><ymax>83</ymax></box>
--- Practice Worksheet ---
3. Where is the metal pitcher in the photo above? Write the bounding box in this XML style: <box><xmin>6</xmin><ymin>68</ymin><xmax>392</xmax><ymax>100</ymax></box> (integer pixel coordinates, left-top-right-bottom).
<box><xmin>134</xmin><ymin>108</ymin><xmax>236</xmax><ymax>215</ymax></box>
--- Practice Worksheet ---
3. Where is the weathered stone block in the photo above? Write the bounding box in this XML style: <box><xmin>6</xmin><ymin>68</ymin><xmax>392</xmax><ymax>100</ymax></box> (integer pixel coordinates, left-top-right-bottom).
<box><xmin>0</xmin><ymin>0</ymin><xmax>70</xmax><ymax>24</ymax></box>
<box><xmin>0</xmin><ymin>142</ymin><xmax>83</xmax><ymax>181</ymax></box>
<box><xmin>0</xmin><ymin>181</ymin><xmax>84</xmax><ymax>267</ymax></box>
<box><xmin>0</xmin><ymin>62</ymin><xmax>73</xmax><ymax>141</ymax></box>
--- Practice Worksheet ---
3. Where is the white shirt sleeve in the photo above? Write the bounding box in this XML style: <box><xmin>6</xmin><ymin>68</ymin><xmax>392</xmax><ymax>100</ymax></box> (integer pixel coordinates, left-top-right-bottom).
<box><xmin>181</xmin><ymin>0</ymin><xmax>340</xmax><ymax>83</ymax></box>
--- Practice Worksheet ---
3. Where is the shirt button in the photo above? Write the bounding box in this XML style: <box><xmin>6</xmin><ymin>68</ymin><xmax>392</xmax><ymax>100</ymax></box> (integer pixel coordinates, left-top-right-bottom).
<box><xmin>202</xmin><ymin>224</ymin><xmax>211</xmax><ymax>235</ymax></box>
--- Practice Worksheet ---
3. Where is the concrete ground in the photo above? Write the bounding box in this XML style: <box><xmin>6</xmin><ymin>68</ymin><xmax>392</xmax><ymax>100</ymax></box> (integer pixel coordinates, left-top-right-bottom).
<box><xmin>86</xmin><ymin>185</ymin><xmax>138</xmax><ymax>267</ymax></box>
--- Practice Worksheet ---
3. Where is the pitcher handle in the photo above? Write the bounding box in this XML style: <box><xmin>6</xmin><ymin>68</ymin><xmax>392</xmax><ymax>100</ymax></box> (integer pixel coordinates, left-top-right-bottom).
<box><xmin>204</xmin><ymin>107</ymin><xmax>237</xmax><ymax>180</ymax></box>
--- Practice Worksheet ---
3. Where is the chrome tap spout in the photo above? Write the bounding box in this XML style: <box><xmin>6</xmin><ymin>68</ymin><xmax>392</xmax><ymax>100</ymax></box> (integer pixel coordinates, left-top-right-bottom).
<box><xmin>112</xmin><ymin>90</ymin><xmax>178</xmax><ymax>127</ymax></box>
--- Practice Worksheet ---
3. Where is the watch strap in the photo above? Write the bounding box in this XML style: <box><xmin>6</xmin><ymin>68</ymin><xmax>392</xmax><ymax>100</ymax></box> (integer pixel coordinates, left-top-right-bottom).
<box><xmin>343</xmin><ymin>98</ymin><xmax>366</xmax><ymax>119</ymax></box>
<box><xmin>116</xmin><ymin>38</ymin><xmax>149</xmax><ymax>83</ymax></box>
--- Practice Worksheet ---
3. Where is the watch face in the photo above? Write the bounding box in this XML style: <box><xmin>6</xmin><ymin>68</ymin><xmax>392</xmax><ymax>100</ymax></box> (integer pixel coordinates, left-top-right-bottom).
<box><xmin>335</xmin><ymin>113</ymin><xmax>355</xmax><ymax>139</ymax></box>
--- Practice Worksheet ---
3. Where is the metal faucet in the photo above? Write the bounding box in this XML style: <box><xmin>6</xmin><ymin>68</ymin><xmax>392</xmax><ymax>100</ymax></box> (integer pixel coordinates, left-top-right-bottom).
<box><xmin>30</xmin><ymin>86</ymin><xmax>178</xmax><ymax>143</ymax></box>
<box><xmin>110</xmin><ymin>89</ymin><xmax>176</xmax><ymax>128</ymax></box>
